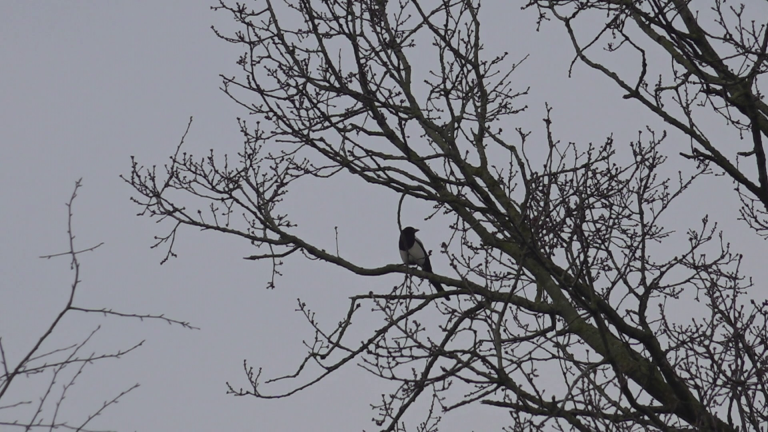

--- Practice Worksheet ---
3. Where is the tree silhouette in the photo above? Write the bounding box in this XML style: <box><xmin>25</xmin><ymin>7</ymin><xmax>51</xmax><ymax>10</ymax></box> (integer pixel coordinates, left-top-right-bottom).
<box><xmin>529</xmin><ymin>0</ymin><xmax>768</xmax><ymax>236</ymax></box>
<box><xmin>127</xmin><ymin>1</ymin><xmax>768</xmax><ymax>430</ymax></box>
<box><xmin>0</xmin><ymin>180</ymin><xmax>194</xmax><ymax>431</ymax></box>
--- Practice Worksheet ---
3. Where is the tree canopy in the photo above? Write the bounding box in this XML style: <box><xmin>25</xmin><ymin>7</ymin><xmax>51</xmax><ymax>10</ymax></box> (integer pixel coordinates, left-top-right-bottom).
<box><xmin>128</xmin><ymin>1</ymin><xmax>768</xmax><ymax>430</ymax></box>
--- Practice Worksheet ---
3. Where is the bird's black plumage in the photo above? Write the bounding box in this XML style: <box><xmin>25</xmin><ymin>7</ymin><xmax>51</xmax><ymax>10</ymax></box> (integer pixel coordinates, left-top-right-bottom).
<box><xmin>399</xmin><ymin>227</ymin><xmax>448</xmax><ymax>298</ymax></box>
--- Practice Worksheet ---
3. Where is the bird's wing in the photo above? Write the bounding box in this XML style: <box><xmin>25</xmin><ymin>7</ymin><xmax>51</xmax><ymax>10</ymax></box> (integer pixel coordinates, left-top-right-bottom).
<box><xmin>413</xmin><ymin>238</ymin><xmax>430</xmax><ymax>270</ymax></box>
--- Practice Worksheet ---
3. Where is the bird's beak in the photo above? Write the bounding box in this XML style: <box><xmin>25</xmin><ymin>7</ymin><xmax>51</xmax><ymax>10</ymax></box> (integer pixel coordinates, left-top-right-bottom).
<box><xmin>415</xmin><ymin>229</ymin><xmax>420</xmax><ymax>232</ymax></box>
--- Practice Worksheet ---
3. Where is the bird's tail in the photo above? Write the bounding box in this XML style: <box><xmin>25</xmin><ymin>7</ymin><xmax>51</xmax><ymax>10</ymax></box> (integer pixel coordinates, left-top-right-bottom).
<box><xmin>423</xmin><ymin>258</ymin><xmax>450</xmax><ymax>299</ymax></box>
<box><xmin>430</xmin><ymin>280</ymin><xmax>450</xmax><ymax>299</ymax></box>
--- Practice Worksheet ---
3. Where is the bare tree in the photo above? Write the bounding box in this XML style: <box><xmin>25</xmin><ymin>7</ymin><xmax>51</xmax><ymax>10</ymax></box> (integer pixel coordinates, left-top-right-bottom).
<box><xmin>527</xmin><ymin>0</ymin><xmax>768</xmax><ymax>236</ymax></box>
<box><xmin>0</xmin><ymin>180</ymin><xmax>195</xmax><ymax>432</ymax></box>
<box><xmin>126</xmin><ymin>1</ymin><xmax>767</xmax><ymax>431</ymax></box>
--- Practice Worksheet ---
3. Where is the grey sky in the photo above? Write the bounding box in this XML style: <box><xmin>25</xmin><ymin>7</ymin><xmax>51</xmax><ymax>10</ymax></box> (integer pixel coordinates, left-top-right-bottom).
<box><xmin>1</xmin><ymin>2</ymin><xmax>765</xmax><ymax>431</ymax></box>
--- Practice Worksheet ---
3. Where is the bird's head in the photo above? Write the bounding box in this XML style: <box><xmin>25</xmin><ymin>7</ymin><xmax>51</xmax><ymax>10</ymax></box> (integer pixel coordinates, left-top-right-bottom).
<box><xmin>402</xmin><ymin>226</ymin><xmax>419</xmax><ymax>235</ymax></box>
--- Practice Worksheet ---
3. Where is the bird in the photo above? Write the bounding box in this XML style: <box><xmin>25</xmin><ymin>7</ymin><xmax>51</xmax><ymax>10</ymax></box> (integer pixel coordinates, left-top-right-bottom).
<box><xmin>398</xmin><ymin>226</ymin><xmax>449</xmax><ymax>299</ymax></box>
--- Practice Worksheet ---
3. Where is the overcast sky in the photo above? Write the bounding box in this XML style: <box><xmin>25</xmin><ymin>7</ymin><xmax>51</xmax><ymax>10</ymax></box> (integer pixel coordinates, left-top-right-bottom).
<box><xmin>1</xmin><ymin>2</ymin><xmax>766</xmax><ymax>431</ymax></box>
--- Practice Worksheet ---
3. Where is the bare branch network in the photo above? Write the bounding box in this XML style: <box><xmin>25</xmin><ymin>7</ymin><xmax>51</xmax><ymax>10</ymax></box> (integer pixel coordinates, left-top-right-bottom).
<box><xmin>126</xmin><ymin>1</ymin><xmax>768</xmax><ymax>431</ymax></box>
<box><xmin>528</xmin><ymin>0</ymin><xmax>768</xmax><ymax>235</ymax></box>
<box><xmin>0</xmin><ymin>180</ymin><xmax>195</xmax><ymax>432</ymax></box>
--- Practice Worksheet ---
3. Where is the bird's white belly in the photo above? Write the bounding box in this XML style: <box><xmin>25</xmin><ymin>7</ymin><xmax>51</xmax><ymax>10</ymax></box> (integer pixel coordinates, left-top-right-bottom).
<box><xmin>401</xmin><ymin>247</ymin><xmax>426</xmax><ymax>266</ymax></box>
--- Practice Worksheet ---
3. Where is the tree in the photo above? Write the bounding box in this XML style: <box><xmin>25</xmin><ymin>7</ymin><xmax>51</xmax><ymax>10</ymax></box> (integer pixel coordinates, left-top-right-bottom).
<box><xmin>126</xmin><ymin>1</ymin><xmax>768</xmax><ymax>431</ymax></box>
<box><xmin>528</xmin><ymin>0</ymin><xmax>768</xmax><ymax>235</ymax></box>
<box><xmin>0</xmin><ymin>180</ymin><xmax>194</xmax><ymax>431</ymax></box>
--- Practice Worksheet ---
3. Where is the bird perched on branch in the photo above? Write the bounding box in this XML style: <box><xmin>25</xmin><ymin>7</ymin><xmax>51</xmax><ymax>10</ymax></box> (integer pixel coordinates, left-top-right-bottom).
<box><xmin>398</xmin><ymin>226</ymin><xmax>448</xmax><ymax>299</ymax></box>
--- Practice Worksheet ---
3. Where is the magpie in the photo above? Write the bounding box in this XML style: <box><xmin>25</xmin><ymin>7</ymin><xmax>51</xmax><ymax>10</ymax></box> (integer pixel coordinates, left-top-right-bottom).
<box><xmin>399</xmin><ymin>226</ymin><xmax>449</xmax><ymax>298</ymax></box>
